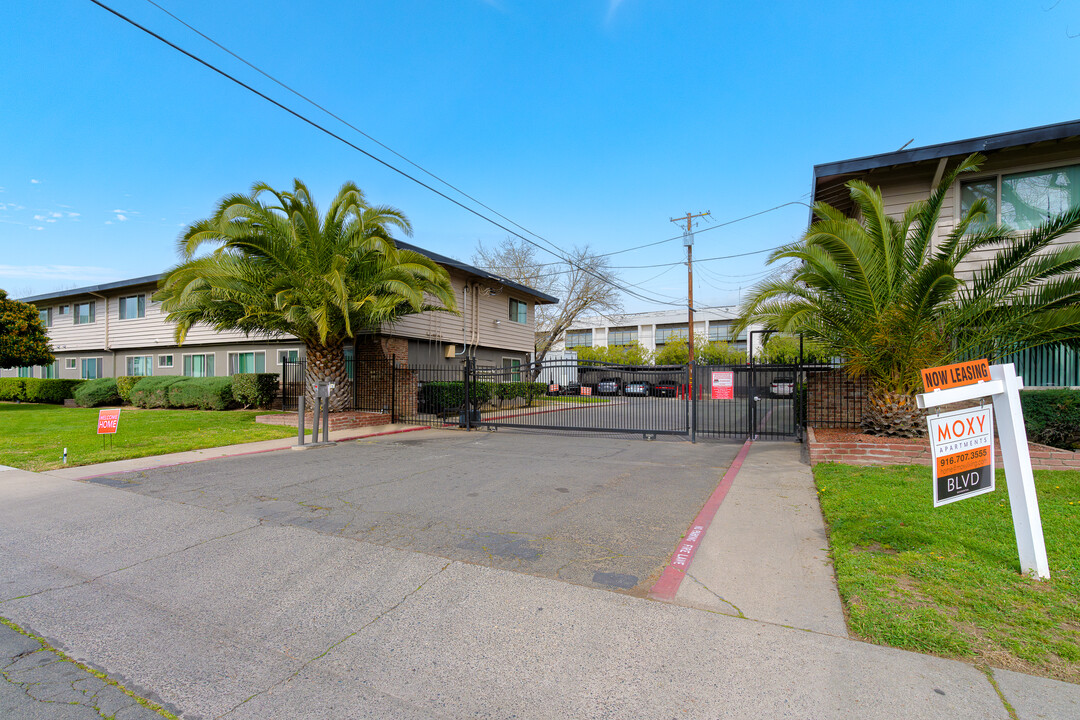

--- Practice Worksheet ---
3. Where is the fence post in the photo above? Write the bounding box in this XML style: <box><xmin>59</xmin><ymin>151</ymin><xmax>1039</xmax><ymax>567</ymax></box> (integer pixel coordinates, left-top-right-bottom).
<box><xmin>689</xmin><ymin>362</ymin><xmax>696</xmax><ymax>443</ymax></box>
<box><xmin>464</xmin><ymin>357</ymin><xmax>472</xmax><ymax>431</ymax></box>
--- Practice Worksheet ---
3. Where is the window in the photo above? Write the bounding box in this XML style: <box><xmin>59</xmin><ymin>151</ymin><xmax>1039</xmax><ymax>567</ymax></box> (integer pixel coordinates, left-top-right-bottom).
<box><xmin>57</xmin><ymin>304</ymin><xmax>69</xmax><ymax>317</ymax></box>
<box><xmin>277</xmin><ymin>349</ymin><xmax>300</xmax><ymax>365</ymax></box>
<box><xmin>42</xmin><ymin>362</ymin><xmax>58</xmax><ymax>379</ymax></box>
<box><xmin>38</xmin><ymin>308</ymin><xmax>51</xmax><ymax>327</ymax></box>
<box><xmin>228</xmin><ymin>351</ymin><xmax>265</xmax><ymax>374</ymax></box>
<box><xmin>80</xmin><ymin>358</ymin><xmax>102</xmax><ymax>380</ymax></box>
<box><xmin>126</xmin><ymin>355</ymin><xmax>153</xmax><ymax>376</ymax></box>
<box><xmin>655</xmin><ymin>324</ymin><xmax>688</xmax><ymax>345</ymax></box>
<box><xmin>73</xmin><ymin>301</ymin><xmax>95</xmax><ymax>325</ymax></box>
<box><xmin>708</xmin><ymin>323</ymin><xmax>733</xmax><ymax>342</ymax></box>
<box><xmin>183</xmin><ymin>354</ymin><xmax>215</xmax><ymax>377</ymax></box>
<box><xmin>565</xmin><ymin>329</ymin><xmax>592</xmax><ymax>348</ymax></box>
<box><xmin>509</xmin><ymin>298</ymin><xmax>527</xmax><ymax>324</ymax></box>
<box><xmin>17</xmin><ymin>366</ymin><xmax>33</xmax><ymax>378</ymax></box>
<box><xmin>65</xmin><ymin>358</ymin><xmax>77</xmax><ymax>370</ymax></box>
<box><xmin>502</xmin><ymin>357</ymin><xmax>522</xmax><ymax>382</ymax></box>
<box><xmin>961</xmin><ymin>163</ymin><xmax>1080</xmax><ymax>232</ymax></box>
<box><xmin>158</xmin><ymin>354</ymin><xmax>174</xmax><ymax>369</ymax></box>
<box><xmin>344</xmin><ymin>346</ymin><xmax>354</xmax><ymax>380</ymax></box>
<box><xmin>607</xmin><ymin>327</ymin><xmax>637</xmax><ymax>346</ymax></box>
<box><xmin>118</xmin><ymin>294</ymin><xmax>145</xmax><ymax>320</ymax></box>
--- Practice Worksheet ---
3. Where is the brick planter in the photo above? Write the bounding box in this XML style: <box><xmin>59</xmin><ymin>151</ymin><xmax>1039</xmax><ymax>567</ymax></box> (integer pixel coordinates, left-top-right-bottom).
<box><xmin>256</xmin><ymin>411</ymin><xmax>393</xmax><ymax>431</ymax></box>
<box><xmin>807</xmin><ymin>426</ymin><xmax>1080</xmax><ymax>471</ymax></box>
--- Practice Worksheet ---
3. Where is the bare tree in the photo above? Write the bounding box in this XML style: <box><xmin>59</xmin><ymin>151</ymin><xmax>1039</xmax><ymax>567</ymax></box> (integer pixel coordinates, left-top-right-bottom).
<box><xmin>473</xmin><ymin>237</ymin><xmax>622</xmax><ymax>365</ymax></box>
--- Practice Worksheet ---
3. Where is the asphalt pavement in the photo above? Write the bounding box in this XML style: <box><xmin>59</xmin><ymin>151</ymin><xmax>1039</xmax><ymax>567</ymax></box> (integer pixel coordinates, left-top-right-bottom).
<box><xmin>0</xmin><ymin>426</ymin><xmax>1077</xmax><ymax>719</ymax></box>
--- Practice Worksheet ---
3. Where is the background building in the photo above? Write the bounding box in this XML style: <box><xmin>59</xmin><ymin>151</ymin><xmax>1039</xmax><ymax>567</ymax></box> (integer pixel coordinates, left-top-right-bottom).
<box><xmin>549</xmin><ymin>307</ymin><xmax>754</xmax><ymax>357</ymax></box>
<box><xmin>4</xmin><ymin>241</ymin><xmax>557</xmax><ymax>381</ymax></box>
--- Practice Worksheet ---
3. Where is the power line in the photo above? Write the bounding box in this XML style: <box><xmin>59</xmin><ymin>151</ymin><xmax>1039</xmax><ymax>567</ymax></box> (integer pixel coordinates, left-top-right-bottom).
<box><xmin>87</xmin><ymin>0</ymin><xmax>686</xmax><ymax>309</ymax></box>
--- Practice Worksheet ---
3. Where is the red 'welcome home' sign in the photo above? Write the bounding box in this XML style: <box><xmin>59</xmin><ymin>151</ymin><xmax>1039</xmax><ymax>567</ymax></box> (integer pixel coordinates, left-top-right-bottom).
<box><xmin>97</xmin><ymin>408</ymin><xmax>120</xmax><ymax>435</ymax></box>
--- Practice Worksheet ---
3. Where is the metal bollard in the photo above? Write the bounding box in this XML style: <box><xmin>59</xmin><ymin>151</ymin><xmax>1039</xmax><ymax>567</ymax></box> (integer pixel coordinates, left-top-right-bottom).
<box><xmin>312</xmin><ymin>396</ymin><xmax>321</xmax><ymax>444</ymax></box>
<box><xmin>297</xmin><ymin>396</ymin><xmax>306</xmax><ymax>446</ymax></box>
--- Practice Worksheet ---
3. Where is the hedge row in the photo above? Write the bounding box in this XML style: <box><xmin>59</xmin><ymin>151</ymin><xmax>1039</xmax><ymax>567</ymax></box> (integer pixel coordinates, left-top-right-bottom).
<box><xmin>417</xmin><ymin>381</ymin><xmax>545</xmax><ymax>412</ymax></box>
<box><xmin>73</xmin><ymin>378</ymin><xmax>122</xmax><ymax>407</ymax></box>
<box><xmin>0</xmin><ymin>377</ymin><xmax>85</xmax><ymax>403</ymax></box>
<box><xmin>1021</xmin><ymin>389</ymin><xmax>1080</xmax><ymax>450</ymax></box>
<box><xmin>127</xmin><ymin>377</ymin><xmax>230</xmax><ymax>410</ymax></box>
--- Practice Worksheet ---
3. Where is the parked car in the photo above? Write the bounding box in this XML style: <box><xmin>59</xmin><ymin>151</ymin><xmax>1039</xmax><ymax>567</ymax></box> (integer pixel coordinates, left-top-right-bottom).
<box><xmin>770</xmin><ymin>376</ymin><xmax>795</xmax><ymax>397</ymax></box>
<box><xmin>624</xmin><ymin>380</ymin><xmax>652</xmax><ymax>396</ymax></box>
<box><xmin>560</xmin><ymin>382</ymin><xmax>582</xmax><ymax>396</ymax></box>
<box><xmin>596</xmin><ymin>377</ymin><xmax>623</xmax><ymax>395</ymax></box>
<box><xmin>652</xmin><ymin>381</ymin><xmax>677</xmax><ymax>397</ymax></box>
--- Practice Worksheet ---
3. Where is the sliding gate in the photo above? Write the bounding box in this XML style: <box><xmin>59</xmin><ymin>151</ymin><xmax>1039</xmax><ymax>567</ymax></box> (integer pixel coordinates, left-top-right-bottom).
<box><xmin>469</xmin><ymin>359</ymin><xmax>800</xmax><ymax>441</ymax></box>
<box><xmin>471</xmin><ymin>360</ymin><xmax>691</xmax><ymax>437</ymax></box>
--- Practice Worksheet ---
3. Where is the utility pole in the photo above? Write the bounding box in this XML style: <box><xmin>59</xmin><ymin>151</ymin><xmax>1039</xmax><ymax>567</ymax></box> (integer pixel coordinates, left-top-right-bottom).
<box><xmin>669</xmin><ymin>211</ymin><xmax>711</xmax><ymax>368</ymax></box>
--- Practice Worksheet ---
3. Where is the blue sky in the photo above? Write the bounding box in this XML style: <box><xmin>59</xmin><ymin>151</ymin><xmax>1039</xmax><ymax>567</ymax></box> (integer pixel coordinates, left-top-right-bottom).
<box><xmin>3</xmin><ymin>0</ymin><xmax>1079</xmax><ymax>312</ymax></box>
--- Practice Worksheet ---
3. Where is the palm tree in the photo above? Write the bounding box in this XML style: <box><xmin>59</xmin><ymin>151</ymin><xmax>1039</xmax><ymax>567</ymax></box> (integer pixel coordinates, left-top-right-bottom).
<box><xmin>155</xmin><ymin>180</ymin><xmax>457</xmax><ymax>412</ymax></box>
<box><xmin>737</xmin><ymin>154</ymin><xmax>1080</xmax><ymax>437</ymax></box>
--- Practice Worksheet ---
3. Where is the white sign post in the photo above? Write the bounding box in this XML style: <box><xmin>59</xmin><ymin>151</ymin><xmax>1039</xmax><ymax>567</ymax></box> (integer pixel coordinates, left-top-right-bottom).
<box><xmin>916</xmin><ymin>363</ymin><xmax>1049</xmax><ymax>579</ymax></box>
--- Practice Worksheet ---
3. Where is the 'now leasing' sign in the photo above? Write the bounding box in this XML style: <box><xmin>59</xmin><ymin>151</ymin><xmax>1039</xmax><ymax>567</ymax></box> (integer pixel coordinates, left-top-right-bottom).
<box><xmin>928</xmin><ymin>405</ymin><xmax>994</xmax><ymax>507</ymax></box>
<box><xmin>921</xmin><ymin>359</ymin><xmax>990</xmax><ymax>392</ymax></box>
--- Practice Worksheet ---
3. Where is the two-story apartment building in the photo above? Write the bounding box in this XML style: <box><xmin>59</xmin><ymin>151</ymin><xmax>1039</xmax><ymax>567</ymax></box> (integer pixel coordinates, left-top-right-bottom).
<box><xmin>3</xmin><ymin>240</ymin><xmax>558</xmax><ymax>381</ymax></box>
<box><xmin>813</xmin><ymin>118</ymin><xmax>1080</xmax><ymax>385</ymax></box>
<box><xmin>549</xmin><ymin>307</ymin><xmax>753</xmax><ymax>356</ymax></box>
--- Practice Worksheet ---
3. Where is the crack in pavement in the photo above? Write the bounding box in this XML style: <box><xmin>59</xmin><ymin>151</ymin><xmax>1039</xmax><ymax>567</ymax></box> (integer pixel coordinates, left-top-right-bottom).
<box><xmin>0</xmin><ymin>520</ymin><xmax>263</xmax><ymax>605</ymax></box>
<box><xmin>216</xmin><ymin>559</ymin><xmax>454</xmax><ymax>719</ymax></box>
<box><xmin>685</xmin><ymin>573</ymin><xmax>745</xmax><ymax>618</ymax></box>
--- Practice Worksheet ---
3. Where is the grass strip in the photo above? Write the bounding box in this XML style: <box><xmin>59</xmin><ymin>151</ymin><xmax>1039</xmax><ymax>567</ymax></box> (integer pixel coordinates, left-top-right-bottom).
<box><xmin>0</xmin><ymin>403</ymin><xmax>298</xmax><ymax>471</ymax></box>
<box><xmin>814</xmin><ymin>462</ymin><xmax>1080</xmax><ymax>683</ymax></box>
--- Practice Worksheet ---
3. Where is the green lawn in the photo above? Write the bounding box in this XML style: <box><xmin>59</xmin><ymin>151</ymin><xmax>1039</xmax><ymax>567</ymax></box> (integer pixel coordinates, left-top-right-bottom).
<box><xmin>0</xmin><ymin>403</ymin><xmax>299</xmax><ymax>472</ymax></box>
<box><xmin>814</xmin><ymin>462</ymin><xmax>1080</xmax><ymax>682</ymax></box>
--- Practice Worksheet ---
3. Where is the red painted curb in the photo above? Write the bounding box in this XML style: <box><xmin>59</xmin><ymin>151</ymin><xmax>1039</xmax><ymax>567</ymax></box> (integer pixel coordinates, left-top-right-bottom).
<box><xmin>648</xmin><ymin>438</ymin><xmax>754</xmax><ymax>602</ymax></box>
<box><xmin>68</xmin><ymin>425</ymin><xmax>433</xmax><ymax>481</ymax></box>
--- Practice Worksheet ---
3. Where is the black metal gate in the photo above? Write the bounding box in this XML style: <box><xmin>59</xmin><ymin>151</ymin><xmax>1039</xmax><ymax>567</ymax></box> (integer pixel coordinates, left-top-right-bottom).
<box><xmin>280</xmin><ymin>356</ymin><xmax>805</xmax><ymax>442</ymax></box>
<box><xmin>470</xmin><ymin>359</ymin><xmax>692</xmax><ymax>438</ymax></box>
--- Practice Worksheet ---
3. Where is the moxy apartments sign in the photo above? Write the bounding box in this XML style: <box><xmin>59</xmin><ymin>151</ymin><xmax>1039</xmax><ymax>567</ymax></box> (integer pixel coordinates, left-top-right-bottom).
<box><xmin>916</xmin><ymin>361</ymin><xmax>1049</xmax><ymax>579</ymax></box>
<box><xmin>928</xmin><ymin>406</ymin><xmax>994</xmax><ymax>507</ymax></box>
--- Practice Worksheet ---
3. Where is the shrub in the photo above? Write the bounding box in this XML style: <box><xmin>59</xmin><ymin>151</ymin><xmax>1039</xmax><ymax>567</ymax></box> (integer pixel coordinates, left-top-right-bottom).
<box><xmin>22</xmin><ymin>378</ymin><xmax>84</xmax><ymax>404</ymax></box>
<box><xmin>72</xmin><ymin>378</ymin><xmax>121</xmax><ymax>407</ymax></box>
<box><xmin>418</xmin><ymin>380</ymin><xmax>494</xmax><ymax>413</ymax></box>
<box><xmin>232</xmin><ymin>373</ymin><xmax>279</xmax><ymax>409</ymax></box>
<box><xmin>116</xmin><ymin>376</ymin><xmax>142</xmax><ymax>403</ymax></box>
<box><xmin>1021</xmin><ymin>389</ymin><xmax>1080</xmax><ymax>450</ymax></box>
<box><xmin>129</xmin><ymin>377</ymin><xmax>185</xmax><ymax>408</ymax></box>
<box><xmin>168</xmin><ymin>377</ymin><xmax>235</xmax><ymax>410</ymax></box>
<box><xmin>493</xmin><ymin>382</ymin><xmax>546</xmax><ymax>406</ymax></box>
<box><xmin>0</xmin><ymin>378</ymin><xmax>25</xmax><ymax>401</ymax></box>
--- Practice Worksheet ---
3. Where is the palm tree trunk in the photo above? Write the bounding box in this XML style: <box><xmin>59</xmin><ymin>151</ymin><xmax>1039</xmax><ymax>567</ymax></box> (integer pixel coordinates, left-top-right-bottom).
<box><xmin>305</xmin><ymin>341</ymin><xmax>353</xmax><ymax>413</ymax></box>
<box><xmin>861</xmin><ymin>384</ymin><xmax>926</xmax><ymax>438</ymax></box>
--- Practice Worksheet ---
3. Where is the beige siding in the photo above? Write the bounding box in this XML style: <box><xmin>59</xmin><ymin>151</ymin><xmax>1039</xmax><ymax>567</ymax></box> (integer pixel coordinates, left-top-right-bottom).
<box><xmin>862</xmin><ymin>142</ymin><xmax>1080</xmax><ymax>283</ymax></box>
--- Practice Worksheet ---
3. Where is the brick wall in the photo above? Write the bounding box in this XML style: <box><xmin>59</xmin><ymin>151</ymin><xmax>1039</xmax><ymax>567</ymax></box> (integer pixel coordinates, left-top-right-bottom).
<box><xmin>806</xmin><ymin>368</ymin><xmax>867</xmax><ymax>428</ymax></box>
<box><xmin>353</xmin><ymin>335</ymin><xmax>417</xmax><ymax>420</ymax></box>
<box><xmin>806</xmin><ymin>427</ymin><xmax>1080</xmax><ymax>470</ymax></box>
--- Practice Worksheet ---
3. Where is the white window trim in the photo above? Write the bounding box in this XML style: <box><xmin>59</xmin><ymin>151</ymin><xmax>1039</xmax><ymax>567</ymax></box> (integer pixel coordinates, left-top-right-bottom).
<box><xmin>158</xmin><ymin>354</ymin><xmax>174</xmax><ymax>368</ymax></box>
<box><xmin>276</xmin><ymin>348</ymin><xmax>301</xmax><ymax>365</ymax></box>
<box><xmin>126</xmin><ymin>355</ymin><xmax>154</xmax><ymax>376</ymax></box>
<box><xmin>73</xmin><ymin>301</ymin><xmax>95</xmax><ymax>325</ymax></box>
<box><xmin>65</xmin><ymin>358</ymin><xmax>77</xmax><ymax>370</ymax></box>
<box><xmin>57</xmin><ymin>304</ymin><xmax>70</xmax><ymax>316</ymax></box>
<box><xmin>80</xmin><ymin>357</ymin><xmax>104</xmax><ymax>380</ymax></box>
<box><xmin>182</xmin><ymin>352</ymin><xmax>215</xmax><ymax>378</ymax></box>
<box><xmin>509</xmin><ymin>298</ymin><xmax>528</xmax><ymax>324</ymax></box>
<box><xmin>118</xmin><ymin>294</ymin><xmax>145</xmax><ymax>321</ymax></box>
<box><xmin>228</xmin><ymin>350</ymin><xmax>266</xmax><ymax>374</ymax></box>
<box><xmin>39</xmin><ymin>307</ymin><xmax>52</xmax><ymax>328</ymax></box>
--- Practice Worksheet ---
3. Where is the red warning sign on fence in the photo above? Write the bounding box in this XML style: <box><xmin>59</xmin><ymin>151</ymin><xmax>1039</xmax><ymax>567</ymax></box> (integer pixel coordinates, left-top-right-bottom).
<box><xmin>711</xmin><ymin>371</ymin><xmax>734</xmax><ymax>400</ymax></box>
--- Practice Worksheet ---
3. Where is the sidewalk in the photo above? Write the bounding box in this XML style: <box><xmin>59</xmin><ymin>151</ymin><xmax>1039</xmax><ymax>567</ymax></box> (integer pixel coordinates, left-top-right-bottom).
<box><xmin>1</xmin><ymin>434</ymin><xmax>1078</xmax><ymax>718</ymax></box>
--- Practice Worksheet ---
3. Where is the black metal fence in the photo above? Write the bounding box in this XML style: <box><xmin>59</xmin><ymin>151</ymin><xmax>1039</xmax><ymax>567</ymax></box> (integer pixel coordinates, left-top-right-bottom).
<box><xmin>279</xmin><ymin>356</ymin><xmax>863</xmax><ymax>440</ymax></box>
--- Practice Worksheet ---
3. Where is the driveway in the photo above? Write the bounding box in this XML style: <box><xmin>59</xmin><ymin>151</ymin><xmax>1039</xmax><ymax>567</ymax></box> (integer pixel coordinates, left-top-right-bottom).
<box><xmin>85</xmin><ymin>429</ymin><xmax>742</xmax><ymax>595</ymax></box>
